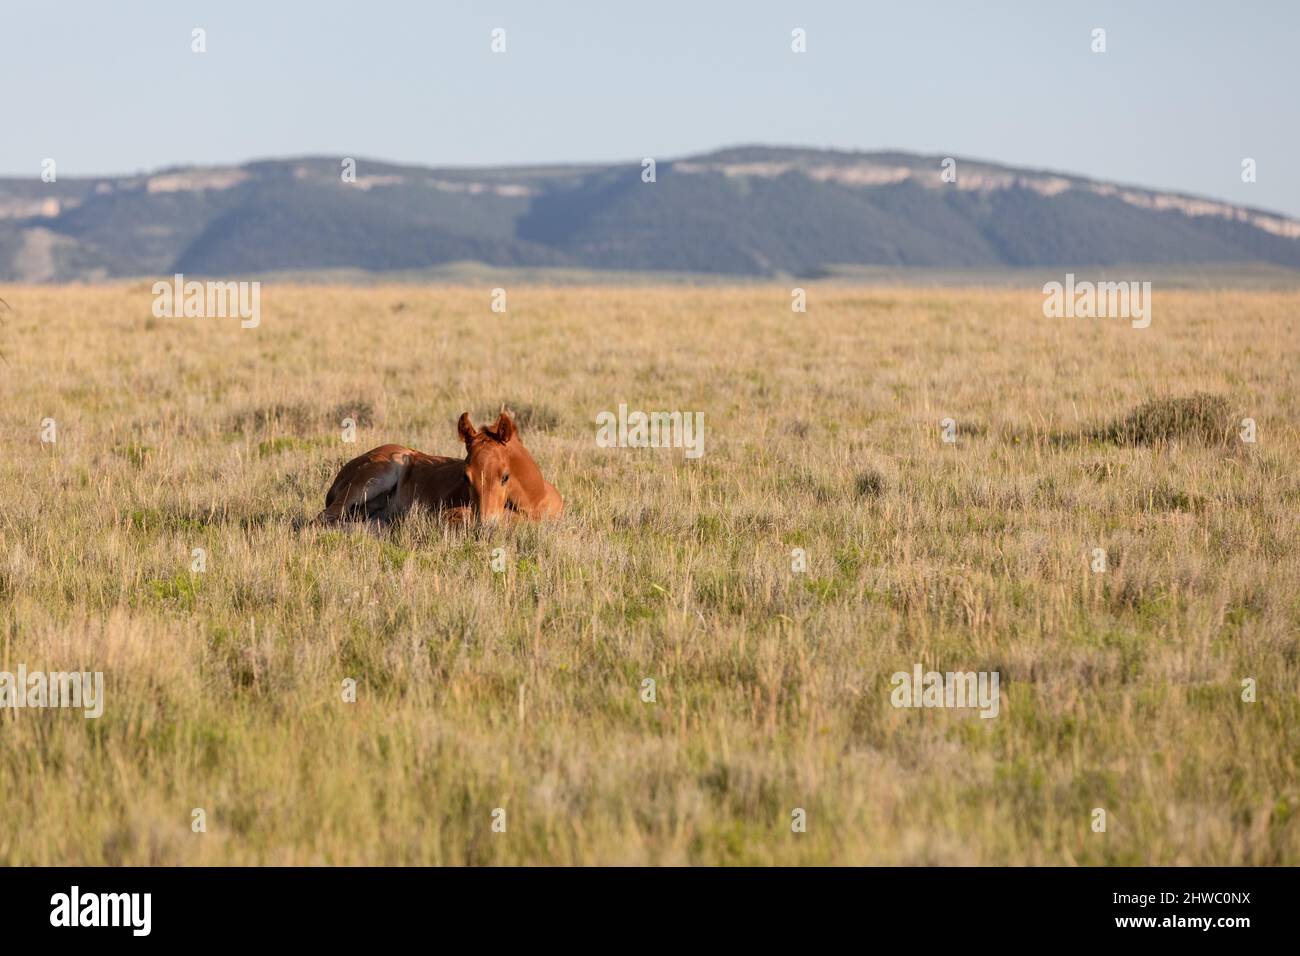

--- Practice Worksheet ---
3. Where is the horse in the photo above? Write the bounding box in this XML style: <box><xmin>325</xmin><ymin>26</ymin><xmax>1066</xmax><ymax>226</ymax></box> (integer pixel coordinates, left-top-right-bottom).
<box><xmin>315</xmin><ymin>411</ymin><xmax>562</xmax><ymax>526</ymax></box>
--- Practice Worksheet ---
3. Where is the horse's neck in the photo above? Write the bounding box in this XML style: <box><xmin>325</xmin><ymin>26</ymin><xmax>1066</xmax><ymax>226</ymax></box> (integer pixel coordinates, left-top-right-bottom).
<box><xmin>507</xmin><ymin>443</ymin><xmax>548</xmax><ymax>508</ymax></box>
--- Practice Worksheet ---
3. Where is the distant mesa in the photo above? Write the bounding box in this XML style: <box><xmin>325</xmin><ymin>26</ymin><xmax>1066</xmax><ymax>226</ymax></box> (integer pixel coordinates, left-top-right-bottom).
<box><xmin>1</xmin><ymin>146</ymin><xmax>1297</xmax><ymax>282</ymax></box>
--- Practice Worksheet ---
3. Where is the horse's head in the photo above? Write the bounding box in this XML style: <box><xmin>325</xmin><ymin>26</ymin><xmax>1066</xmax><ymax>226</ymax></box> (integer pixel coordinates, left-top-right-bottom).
<box><xmin>458</xmin><ymin>411</ymin><xmax>516</xmax><ymax>523</ymax></box>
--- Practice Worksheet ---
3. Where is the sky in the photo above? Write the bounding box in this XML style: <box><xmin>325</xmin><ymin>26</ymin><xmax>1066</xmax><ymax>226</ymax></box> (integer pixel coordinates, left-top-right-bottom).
<box><xmin>3</xmin><ymin>0</ymin><xmax>1297</xmax><ymax>216</ymax></box>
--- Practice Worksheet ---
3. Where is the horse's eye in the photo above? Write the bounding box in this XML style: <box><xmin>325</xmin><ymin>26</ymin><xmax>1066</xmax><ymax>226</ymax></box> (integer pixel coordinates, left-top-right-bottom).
<box><xmin>501</xmin><ymin>473</ymin><xmax>510</xmax><ymax>485</ymax></box>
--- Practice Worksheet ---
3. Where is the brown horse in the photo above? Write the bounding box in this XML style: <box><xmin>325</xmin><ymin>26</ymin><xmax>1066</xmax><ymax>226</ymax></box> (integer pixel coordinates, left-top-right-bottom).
<box><xmin>316</xmin><ymin>411</ymin><xmax>562</xmax><ymax>526</ymax></box>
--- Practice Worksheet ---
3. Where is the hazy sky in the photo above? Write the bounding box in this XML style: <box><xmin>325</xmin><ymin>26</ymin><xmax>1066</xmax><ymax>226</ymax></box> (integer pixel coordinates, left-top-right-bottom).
<box><xmin>4</xmin><ymin>0</ymin><xmax>1297</xmax><ymax>215</ymax></box>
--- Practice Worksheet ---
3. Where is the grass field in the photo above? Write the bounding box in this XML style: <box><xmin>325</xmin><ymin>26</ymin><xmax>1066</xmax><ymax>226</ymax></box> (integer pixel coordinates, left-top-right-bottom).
<box><xmin>1</xmin><ymin>283</ymin><xmax>1297</xmax><ymax>865</ymax></box>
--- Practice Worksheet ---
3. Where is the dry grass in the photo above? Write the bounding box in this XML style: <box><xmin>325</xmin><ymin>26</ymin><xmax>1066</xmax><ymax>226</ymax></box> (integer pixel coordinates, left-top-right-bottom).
<box><xmin>0</xmin><ymin>283</ymin><xmax>1297</xmax><ymax>865</ymax></box>
<box><xmin>1092</xmin><ymin>393</ymin><xmax>1237</xmax><ymax>447</ymax></box>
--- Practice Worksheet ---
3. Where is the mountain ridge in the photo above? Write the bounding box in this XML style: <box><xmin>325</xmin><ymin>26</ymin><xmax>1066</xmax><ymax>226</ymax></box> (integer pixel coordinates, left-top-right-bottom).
<box><xmin>2</xmin><ymin>146</ymin><xmax>1297</xmax><ymax>282</ymax></box>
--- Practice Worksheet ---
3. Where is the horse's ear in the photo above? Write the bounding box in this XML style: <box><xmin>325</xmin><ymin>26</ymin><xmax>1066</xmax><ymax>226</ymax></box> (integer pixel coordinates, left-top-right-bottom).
<box><xmin>492</xmin><ymin>411</ymin><xmax>517</xmax><ymax>444</ymax></box>
<box><xmin>457</xmin><ymin>412</ymin><xmax>478</xmax><ymax>445</ymax></box>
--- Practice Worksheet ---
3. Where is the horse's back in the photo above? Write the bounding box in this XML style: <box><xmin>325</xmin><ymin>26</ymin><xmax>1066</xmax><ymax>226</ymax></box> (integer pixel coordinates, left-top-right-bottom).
<box><xmin>324</xmin><ymin>445</ymin><xmax>413</xmax><ymax>507</ymax></box>
<box><xmin>321</xmin><ymin>445</ymin><xmax>432</xmax><ymax>523</ymax></box>
<box><xmin>320</xmin><ymin>445</ymin><xmax>464</xmax><ymax>524</ymax></box>
<box><xmin>402</xmin><ymin>455</ymin><xmax>470</xmax><ymax>513</ymax></box>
